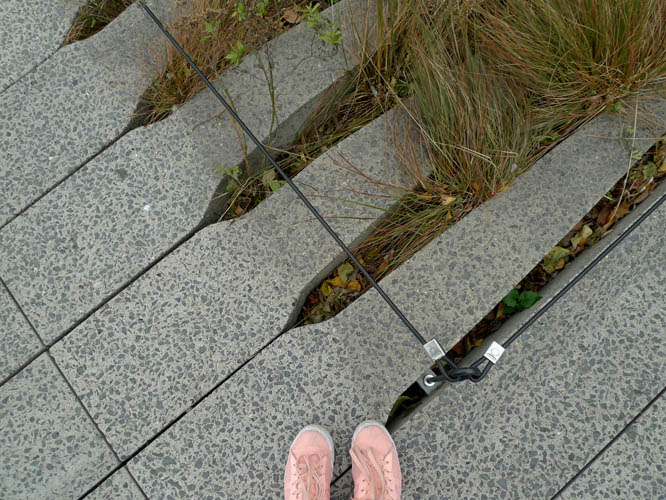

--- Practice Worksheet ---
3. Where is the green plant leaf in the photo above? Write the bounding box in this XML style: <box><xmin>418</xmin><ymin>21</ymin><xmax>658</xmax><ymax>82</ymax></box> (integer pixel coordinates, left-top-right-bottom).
<box><xmin>226</xmin><ymin>178</ymin><xmax>239</xmax><ymax>192</ymax></box>
<box><xmin>261</xmin><ymin>169</ymin><xmax>277</xmax><ymax>185</ymax></box>
<box><xmin>502</xmin><ymin>289</ymin><xmax>520</xmax><ymax>309</ymax></box>
<box><xmin>643</xmin><ymin>161</ymin><xmax>657</xmax><ymax>179</ymax></box>
<box><xmin>518</xmin><ymin>290</ymin><xmax>541</xmax><ymax>310</ymax></box>
<box><xmin>267</xmin><ymin>179</ymin><xmax>284</xmax><ymax>192</ymax></box>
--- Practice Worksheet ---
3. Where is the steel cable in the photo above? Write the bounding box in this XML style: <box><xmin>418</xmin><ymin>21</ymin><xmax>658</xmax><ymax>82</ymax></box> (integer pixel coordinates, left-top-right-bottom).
<box><xmin>139</xmin><ymin>3</ymin><xmax>461</xmax><ymax>371</ymax></box>
<box><xmin>141</xmin><ymin>3</ymin><xmax>664</xmax><ymax>384</ymax></box>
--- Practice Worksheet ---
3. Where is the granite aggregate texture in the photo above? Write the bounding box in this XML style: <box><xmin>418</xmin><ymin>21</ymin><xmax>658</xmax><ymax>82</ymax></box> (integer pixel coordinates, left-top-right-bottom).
<box><xmin>0</xmin><ymin>0</ymin><xmax>365</xmax><ymax>345</ymax></box>
<box><xmin>390</xmin><ymin>195</ymin><xmax>666</xmax><ymax>499</ymax></box>
<box><xmin>52</xmin><ymin>108</ymin><xmax>413</xmax><ymax>460</ymax></box>
<box><xmin>0</xmin><ymin>354</ymin><xmax>117</xmax><ymax>499</ymax></box>
<box><xmin>123</xmin><ymin>100</ymin><xmax>666</xmax><ymax>498</ymax></box>
<box><xmin>464</xmin><ymin>178</ymin><xmax>666</xmax><ymax>360</ymax></box>
<box><xmin>128</xmin><ymin>290</ymin><xmax>429</xmax><ymax>499</ymax></box>
<box><xmin>0</xmin><ymin>0</ymin><xmax>86</xmax><ymax>92</ymax></box>
<box><xmin>87</xmin><ymin>468</ymin><xmax>147</xmax><ymax>500</ymax></box>
<box><xmin>559</xmin><ymin>392</ymin><xmax>666</xmax><ymax>499</ymax></box>
<box><xmin>0</xmin><ymin>281</ymin><xmax>41</xmax><ymax>383</ymax></box>
<box><xmin>0</xmin><ymin>0</ymin><xmax>180</xmax><ymax>227</ymax></box>
<box><xmin>362</xmin><ymin>95</ymin><xmax>666</xmax><ymax>354</ymax></box>
<box><xmin>331</xmin><ymin>469</ymin><xmax>354</xmax><ymax>500</ymax></box>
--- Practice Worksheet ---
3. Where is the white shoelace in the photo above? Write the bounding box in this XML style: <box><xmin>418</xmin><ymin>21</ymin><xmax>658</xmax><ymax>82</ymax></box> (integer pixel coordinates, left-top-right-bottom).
<box><xmin>349</xmin><ymin>446</ymin><xmax>397</xmax><ymax>500</ymax></box>
<box><xmin>290</xmin><ymin>453</ymin><xmax>326</xmax><ymax>500</ymax></box>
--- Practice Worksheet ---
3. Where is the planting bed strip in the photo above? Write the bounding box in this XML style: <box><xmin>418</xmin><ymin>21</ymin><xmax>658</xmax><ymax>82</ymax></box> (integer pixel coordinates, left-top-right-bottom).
<box><xmin>145</xmin><ymin>2</ymin><xmax>666</xmax><ymax>387</ymax></box>
<box><xmin>435</xmin><ymin>187</ymin><xmax>666</xmax><ymax>384</ymax></box>
<box><xmin>141</xmin><ymin>2</ymin><xmax>462</xmax><ymax>373</ymax></box>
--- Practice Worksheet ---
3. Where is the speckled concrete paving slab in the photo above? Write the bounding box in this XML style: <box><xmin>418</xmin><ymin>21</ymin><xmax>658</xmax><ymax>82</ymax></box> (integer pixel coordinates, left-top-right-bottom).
<box><xmin>88</xmin><ymin>468</ymin><xmax>146</xmax><ymax>500</ymax></box>
<box><xmin>122</xmin><ymin>99</ymin><xmax>666</xmax><ymax>498</ymax></box>
<box><xmin>52</xmin><ymin>108</ymin><xmax>413</xmax><ymax>460</ymax></box>
<box><xmin>0</xmin><ymin>0</ymin><xmax>365</xmax><ymax>345</ymax></box>
<box><xmin>0</xmin><ymin>354</ymin><xmax>117</xmax><ymax>499</ymax></box>
<box><xmin>75</xmin><ymin>97</ymin><xmax>660</xmax><ymax>492</ymax></box>
<box><xmin>357</xmin><ymin>94</ymin><xmax>666</xmax><ymax>354</ymax></box>
<box><xmin>128</xmin><ymin>288</ymin><xmax>429</xmax><ymax>499</ymax></box>
<box><xmin>0</xmin><ymin>0</ymin><xmax>180</xmax><ymax>227</ymax></box>
<box><xmin>331</xmin><ymin>470</ymin><xmax>354</xmax><ymax>500</ymax></box>
<box><xmin>463</xmin><ymin>177</ymin><xmax>666</xmax><ymax>361</ymax></box>
<box><xmin>559</xmin><ymin>391</ymin><xmax>666</xmax><ymax>499</ymax></box>
<box><xmin>0</xmin><ymin>0</ymin><xmax>86</xmax><ymax>92</ymax></box>
<box><xmin>0</xmin><ymin>281</ymin><xmax>41</xmax><ymax>383</ymax></box>
<box><xmin>390</xmin><ymin>196</ymin><xmax>666</xmax><ymax>499</ymax></box>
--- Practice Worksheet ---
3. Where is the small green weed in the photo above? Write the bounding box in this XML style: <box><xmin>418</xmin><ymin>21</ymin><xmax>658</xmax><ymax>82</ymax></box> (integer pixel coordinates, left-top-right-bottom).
<box><xmin>231</xmin><ymin>1</ymin><xmax>248</xmax><ymax>20</ymax></box>
<box><xmin>225</xmin><ymin>41</ymin><xmax>247</xmax><ymax>65</ymax></box>
<box><xmin>501</xmin><ymin>289</ymin><xmax>541</xmax><ymax>315</ymax></box>
<box><xmin>302</xmin><ymin>2</ymin><xmax>342</xmax><ymax>46</ymax></box>
<box><xmin>255</xmin><ymin>0</ymin><xmax>269</xmax><ymax>17</ymax></box>
<box><xmin>218</xmin><ymin>165</ymin><xmax>243</xmax><ymax>192</ymax></box>
<box><xmin>201</xmin><ymin>19</ymin><xmax>222</xmax><ymax>41</ymax></box>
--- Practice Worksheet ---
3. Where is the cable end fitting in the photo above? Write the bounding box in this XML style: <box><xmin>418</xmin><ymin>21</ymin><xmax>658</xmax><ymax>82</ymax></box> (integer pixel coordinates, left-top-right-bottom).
<box><xmin>483</xmin><ymin>341</ymin><xmax>505</xmax><ymax>364</ymax></box>
<box><xmin>424</xmin><ymin>339</ymin><xmax>445</xmax><ymax>360</ymax></box>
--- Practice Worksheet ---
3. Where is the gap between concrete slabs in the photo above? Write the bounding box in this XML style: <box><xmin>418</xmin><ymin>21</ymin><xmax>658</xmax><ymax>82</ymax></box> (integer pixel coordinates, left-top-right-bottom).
<box><xmin>462</xmin><ymin>179</ymin><xmax>666</xmax><ymax>366</ymax></box>
<box><xmin>0</xmin><ymin>353</ymin><xmax>119</xmax><ymax>499</ymax></box>
<box><xmin>0</xmin><ymin>0</ymin><xmax>182</xmax><ymax>227</ymax></box>
<box><xmin>389</xmin><ymin>190</ymin><xmax>666</xmax><ymax>499</ymax></box>
<box><xmin>85</xmin><ymin>467</ymin><xmax>148</xmax><ymax>500</ymax></box>
<box><xmin>51</xmin><ymin>106</ymin><xmax>413</xmax><ymax>461</ymax></box>
<box><xmin>0</xmin><ymin>0</ymin><xmax>86</xmax><ymax>92</ymax></box>
<box><xmin>0</xmin><ymin>0</ymin><xmax>367</xmax><ymax>346</ymax></box>
<box><xmin>0</xmin><ymin>277</ymin><xmax>41</xmax><ymax>383</ymax></box>
<box><xmin>332</xmin><ymin>94</ymin><xmax>666</xmax><ymax>354</ymax></box>
<box><xmin>558</xmin><ymin>388</ymin><xmax>666</xmax><ymax>499</ymax></box>
<box><xmin>125</xmin><ymin>98</ymin><xmax>666</xmax><ymax>498</ymax></box>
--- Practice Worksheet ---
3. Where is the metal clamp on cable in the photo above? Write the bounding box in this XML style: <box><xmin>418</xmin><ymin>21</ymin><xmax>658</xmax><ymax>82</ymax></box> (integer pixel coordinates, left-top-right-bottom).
<box><xmin>448</xmin><ymin>366</ymin><xmax>482</xmax><ymax>380</ymax></box>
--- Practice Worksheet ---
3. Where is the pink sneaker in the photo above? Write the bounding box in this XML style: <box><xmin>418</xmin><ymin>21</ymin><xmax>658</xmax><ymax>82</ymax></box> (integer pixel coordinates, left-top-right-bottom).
<box><xmin>284</xmin><ymin>425</ymin><xmax>334</xmax><ymax>500</ymax></box>
<box><xmin>349</xmin><ymin>421</ymin><xmax>401</xmax><ymax>500</ymax></box>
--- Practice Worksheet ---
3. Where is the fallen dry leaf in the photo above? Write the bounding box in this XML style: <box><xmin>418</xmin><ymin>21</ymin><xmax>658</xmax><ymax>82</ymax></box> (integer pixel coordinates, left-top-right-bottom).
<box><xmin>327</xmin><ymin>276</ymin><xmax>345</xmax><ymax>288</ymax></box>
<box><xmin>308</xmin><ymin>294</ymin><xmax>320</xmax><ymax>305</ymax></box>
<box><xmin>633</xmin><ymin>188</ymin><xmax>653</xmax><ymax>204</ymax></box>
<box><xmin>659</xmin><ymin>160</ymin><xmax>666</xmax><ymax>173</ymax></box>
<box><xmin>346</xmin><ymin>280</ymin><xmax>361</xmax><ymax>292</ymax></box>
<box><xmin>282</xmin><ymin>8</ymin><xmax>301</xmax><ymax>23</ymax></box>
<box><xmin>605</xmin><ymin>202</ymin><xmax>631</xmax><ymax>228</ymax></box>
<box><xmin>571</xmin><ymin>224</ymin><xmax>593</xmax><ymax>249</ymax></box>
<box><xmin>597</xmin><ymin>204</ymin><xmax>612</xmax><ymax>226</ymax></box>
<box><xmin>542</xmin><ymin>246</ymin><xmax>572</xmax><ymax>274</ymax></box>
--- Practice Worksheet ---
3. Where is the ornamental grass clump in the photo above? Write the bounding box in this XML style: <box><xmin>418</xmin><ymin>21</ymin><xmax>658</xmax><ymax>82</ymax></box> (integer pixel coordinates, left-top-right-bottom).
<box><xmin>298</xmin><ymin>0</ymin><xmax>666</xmax><ymax>324</ymax></box>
